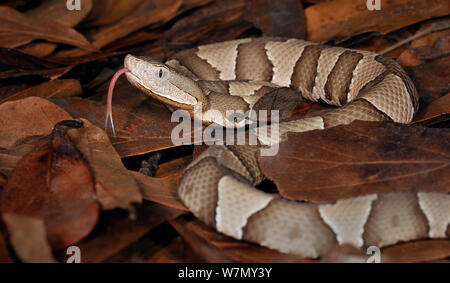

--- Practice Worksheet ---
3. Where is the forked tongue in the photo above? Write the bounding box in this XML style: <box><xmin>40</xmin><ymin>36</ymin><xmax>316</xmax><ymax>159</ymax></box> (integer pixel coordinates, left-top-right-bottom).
<box><xmin>105</xmin><ymin>68</ymin><xmax>130</xmax><ymax>136</ymax></box>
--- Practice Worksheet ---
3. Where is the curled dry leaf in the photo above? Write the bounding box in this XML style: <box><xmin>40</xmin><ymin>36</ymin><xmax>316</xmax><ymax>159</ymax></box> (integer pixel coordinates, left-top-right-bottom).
<box><xmin>0</xmin><ymin>6</ymin><xmax>96</xmax><ymax>51</ymax></box>
<box><xmin>305</xmin><ymin>0</ymin><xmax>450</xmax><ymax>42</ymax></box>
<box><xmin>1</xmin><ymin>121</ymin><xmax>100</xmax><ymax>250</ymax></box>
<box><xmin>259</xmin><ymin>121</ymin><xmax>450</xmax><ymax>202</ymax></box>
<box><xmin>2</xmin><ymin>214</ymin><xmax>57</xmax><ymax>263</ymax></box>
<box><xmin>66</xmin><ymin>119</ymin><xmax>142</xmax><ymax>210</ymax></box>
<box><xmin>0</xmin><ymin>79</ymin><xmax>83</xmax><ymax>104</ymax></box>
<box><xmin>0</xmin><ymin>97</ymin><xmax>72</xmax><ymax>149</ymax></box>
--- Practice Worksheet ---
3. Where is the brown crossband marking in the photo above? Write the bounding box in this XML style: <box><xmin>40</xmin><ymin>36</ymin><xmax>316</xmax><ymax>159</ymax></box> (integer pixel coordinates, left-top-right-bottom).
<box><xmin>291</xmin><ymin>45</ymin><xmax>327</xmax><ymax>95</ymax></box>
<box><xmin>235</xmin><ymin>38</ymin><xmax>274</xmax><ymax>81</ymax></box>
<box><xmin>172</xmin><ymin>48</ymin><xmax>220</xmax><ymax>81</ymax></box>
<box><xmin>324</xmin><ymin>51</ymin><xmax>363</xmax><ymax>105</ymax></box>
<box><xmin>375</xmin><ymin>55</ymin><xmax>418</xmax><ymax>112</ymax></box>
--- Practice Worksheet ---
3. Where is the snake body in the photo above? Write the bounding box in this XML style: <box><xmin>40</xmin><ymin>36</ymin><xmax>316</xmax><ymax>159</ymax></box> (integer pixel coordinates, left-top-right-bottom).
<box><xmin>123</xmin><ymin>38</ymin><xmax>450</xmax><ymax>258</ymax></box>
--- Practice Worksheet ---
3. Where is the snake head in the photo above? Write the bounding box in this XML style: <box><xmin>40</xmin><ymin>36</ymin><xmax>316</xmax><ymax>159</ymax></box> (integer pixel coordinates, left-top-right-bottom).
<box><xmin>124</xmin><ymin>55</ymin><xmax>206</xmax><ymax>110</ymax></box>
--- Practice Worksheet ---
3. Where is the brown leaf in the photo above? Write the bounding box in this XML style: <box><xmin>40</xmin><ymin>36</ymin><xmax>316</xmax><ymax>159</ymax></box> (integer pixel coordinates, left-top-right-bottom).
<box><xmin>405</xmin><ymin>55</ymin><xmax>450</xmax><ymax>105</ymax></box>
<box><xmin>154</xmin><ymin>155</ymin><xmax>193</xmax><ymax>180</ymax></box>
<box><xmin>0</xmin><ymin>6</ymin><xmax>96</xmax><ymax>51</ymax></box>
<box><xmin>244</xmin><ymin>0</ymin><xmax>305</xmax><ymax>38</ymax></box>
<box><xmin>170</xmin><ymin>217</ymin><xmax>313</xmax><ymax>263</ymax></box>
<box><xmin>1</xmin><ymin>121</ymin><xmax>100</xmax><ymax>250</ymax></box>
<box><xmin>86</xmin><ymin>0</ymin><xmax>147</xmax><ymax>26</ymax></box>
<box><xmin>27</xmin><ymin>0</ymin><xmax>93</xmax><ymax>27</ymax></box>
<box><xmin>0</xmin><ymin>135</ymin><xmax>42</xmax><ymax>187</ymax></box>
<box><xmin>0</xmin><ymin>79</ymin><xmax>83</xmax><ymax>104</ymax></box>
<box><xmin>130</xmin><ymin>171</ymin><xmax>188</xmax><ymax>212</ymax></box>
<box><xmin>164</xmin><ymin>0</ymin><xmax>251</xmax><ymax>45</ymax></box>
<box><xmin>398</xmin><ymin>34</ymin><xmax>450</xmax><ymax>67</ymax></box>
<box><xmin>382</xmin><ymin>240</ymin><xmax>450</xmax><ymax>263</ymax></box>
<box><xmin>0</xmin><ymin>97</ymin><xmax>72</xmax><ymax>149</ymax></box>
<box><xmin>413</xmin><ymin>93</ymin><xmax>450</xmax><ymax>125</ymax></box>
<box><xmin>0</xmin><ymin>229</ymin><xmax>13</xmax><ymax>263</ymax></box>
<box><xmin>66</xmin><ymin>119</ymin><xmax>142</xmax><ymax>210</ymax></box>
<box><xmin>17</xmin><ymin>42</ymin><xmax>58</xmax><ymax>58</ymax></box>
<box><xmin>305</xmin><ymin>0</ymin><xmax>450</xmax><ymax>42</ymax></box>
<box><xmin>259</xmin><ymin>121</ymin><xmax>450</xmax><ymax>202</ymax></box>
<box><xmin>53</xmin><ymin>0</ymin><xmax>183</xmax><ymax>59</ymax></box>
<box><xmin>2</xmin><ymin>214</ymin><xmax>56</xmax><ymax>263</ymax></box>
<box><xmin>72</xmin><ymin>203</ymin><xmax>184</xmax><ymax>263</ymax></box>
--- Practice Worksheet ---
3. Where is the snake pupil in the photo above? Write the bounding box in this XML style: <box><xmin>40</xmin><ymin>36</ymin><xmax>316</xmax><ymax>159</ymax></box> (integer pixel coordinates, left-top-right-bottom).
<box><xmin>158</xmin><ymin>69</ymin><xmax>163</xmax><ymax>78</ymax></box>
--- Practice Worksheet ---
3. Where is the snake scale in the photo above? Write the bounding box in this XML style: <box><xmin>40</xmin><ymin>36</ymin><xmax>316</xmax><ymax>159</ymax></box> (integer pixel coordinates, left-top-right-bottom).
<box><xmin>110</xmin><ymin>37</ymin><xmax>449</xmax><ymax>258</ymax></box>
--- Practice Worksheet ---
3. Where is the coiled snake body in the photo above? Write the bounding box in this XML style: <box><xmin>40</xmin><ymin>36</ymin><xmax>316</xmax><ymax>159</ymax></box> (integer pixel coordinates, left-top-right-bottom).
<box><xmin>121</xmin><ymin>38</ymin><xmax>449</xmax><ymax>258</ymax></box>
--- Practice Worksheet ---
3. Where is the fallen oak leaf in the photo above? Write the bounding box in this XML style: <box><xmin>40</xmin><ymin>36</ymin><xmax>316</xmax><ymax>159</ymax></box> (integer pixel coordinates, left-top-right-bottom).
<box><xmin>66</xmin><ymin>118</ymin><xmax>142</xmax><ymax>210</ymax></box>
<box><xmin>0</xmin><ymin>97</ymin><xmax>73</xmax><ymax>149</ymax></box>
<box><xmin>2</xmin><ymin>213</ymin><xmax>56</xmax><ymax>263</ymax></box>
<box><xmin>259</xmin><ymin>120</ymin><xmax>450</xmax><ymax>202</ymax></box>
<box><xmin>1</xmin><ymin>120</ymin><xmax>100</xmax><ymax>250</ymax></box>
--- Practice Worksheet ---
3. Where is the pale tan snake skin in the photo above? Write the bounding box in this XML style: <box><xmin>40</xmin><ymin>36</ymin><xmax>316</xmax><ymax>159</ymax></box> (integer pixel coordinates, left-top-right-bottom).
<box><xmin>123</xmin><ymin>38</ymin><xmax>449</xmax><ymax>258</ymax></box>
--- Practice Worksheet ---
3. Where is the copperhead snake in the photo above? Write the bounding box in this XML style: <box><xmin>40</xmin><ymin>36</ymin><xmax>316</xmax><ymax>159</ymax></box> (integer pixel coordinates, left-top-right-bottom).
<box><xmin>107</xmin><ymin>38</ymin><xmax>450</xmax><ymax>258</ymax></box>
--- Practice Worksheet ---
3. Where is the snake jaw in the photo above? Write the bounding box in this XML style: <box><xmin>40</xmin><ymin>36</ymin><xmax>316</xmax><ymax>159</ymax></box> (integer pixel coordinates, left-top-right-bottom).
<box><xmin>124</xmin><ymin>55</ymin><xmax>199</xmax><ymax>109</ymax></box>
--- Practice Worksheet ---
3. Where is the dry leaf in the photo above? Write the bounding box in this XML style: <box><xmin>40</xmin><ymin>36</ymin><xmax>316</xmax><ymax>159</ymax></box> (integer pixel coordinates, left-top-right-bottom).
<box><xmin>1</xmin><ymin>121</ymin><xmax>100</xmax><ymax>250</ymax></box>
<box><xmin>2</xmin><ymin>214</ymin><xmax>57</xmax><ymax>263</ymax></box>
<box><xmin>86</xmin><ymin>0</ymin><xmax>147</xmax><ymax>26</ymax></box>
<box><xmin>0</xmin><ymin>97</ymin><xmax>73</xmax><ymax>149</ymax></box>
<box><xmin>27</xmin><ymin>0</ymin><xmax>93</xmax><ymax>27</ymax></box>
<box><xmin>413</xmin><ymin>93</ymin><xmax>450</xmax><ymax>125</ymax></box>
<box><xmin>164</xmin><ymin>0</ymin><xmax>250</xmax><ymax>45</ymax></box>
<box><xmin>0</xmin><ymin>79</ymin><xmax>83</xmax><ymax>104</ymax></box>
<box><xmin>73</xmin><ymin>203</ymin><xmax>184</xmax><ymax>263</ymax></box>
<box><xmin>259</xmin><ymin>121</ymin><xmax>450</xmax><ymax>202</ymax></box>
<box><xmin>154</xmin><ymin>155</ymin><xmax>193</xmax><ymax>180</ymax></box>
<box><xmin>0</xmin><ymin>229</ymin><xmax>13</xmax><ymax>263</ymax></box>
<box><xmin>382</xmin><ymin>240</ymin><xmax>450</xmax><ymax>263</ymax></box>
<box><xmin>130</xmin><ymin>171</ymin><xmax>188</xmax><ymax>212</ymax></box>
<box><xmin>66</xmin><ymin>119</ymin><xmax>142</xmax><ymax>210</ymax></box>
<box><xmin>0</xmin><ymin>6</ymin><xmax>96</xmax><ymax>51</ymax></box>
<box><xmin>305</xmin><ymin>0</ymin><xmax>450</xmax><ymax>42</ymax></box>
<box><xmin>244</xmin><ymin>0</ymin><xmax>305</xmax><ymax>38</ymax></box>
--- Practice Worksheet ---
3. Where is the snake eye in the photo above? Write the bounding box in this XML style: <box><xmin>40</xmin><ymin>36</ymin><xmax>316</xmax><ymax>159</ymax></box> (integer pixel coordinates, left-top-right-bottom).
<box><xmin>158</xmin><ymin>69</ymin><xmax>163</xmax><ymax>78</ymax></box>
